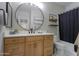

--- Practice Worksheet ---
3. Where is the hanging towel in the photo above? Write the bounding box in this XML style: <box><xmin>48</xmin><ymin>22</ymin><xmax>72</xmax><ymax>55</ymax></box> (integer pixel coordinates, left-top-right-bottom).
<box><xmin>74</xmin><ymin>33</ymin><xmax>79</xmax><ymax>56</ymax></box>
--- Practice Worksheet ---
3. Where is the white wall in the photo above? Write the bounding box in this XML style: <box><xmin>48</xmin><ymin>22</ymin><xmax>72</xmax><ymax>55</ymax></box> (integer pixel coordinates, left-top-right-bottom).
<box><xmin>10</xmin><ymin>2</ymin><xmax>64</xmax><ymax>41</ymax></box>
<box><xmin>0</xmin><ymin>2</ymin><xmax>65</xmax><ymax>41</ymax></box>
<box><xmin>10</xmin><ymin>2</ymin><xmax>79</xmax><ymax>41</ymax></box>
<box><xmin>40</xmin><ymin>2</ymin><xmax>64</xmax><ymax>41</ymax></box>
<box><xmin>0</xmin><ymin>2</ymin><xmax>65</xmax><ymax>55</ymax></box>
<box><xmin>65</xmin><ymin>2</ymin><xmax>79</xmax><ymax>12</ymax></box>
<box><xmin>0</xmin><ymin>2</ymin><xmax>6</xmax><ymax>10</ymax></box>
<box><xmin>0</xmin><ymin>31</ymin><xmax>3</xmax><ymax>56</ymax></box>
<box><xmin>0</xmin><ymin>2</ymin><xmax>6</xmax><ymax>55</ymax></box>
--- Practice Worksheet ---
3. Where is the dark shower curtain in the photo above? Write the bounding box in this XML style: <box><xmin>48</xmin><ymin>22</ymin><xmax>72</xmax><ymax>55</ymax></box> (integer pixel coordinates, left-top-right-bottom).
<box><xmin>59</xmin><ymin>8</ymin><xmax>79</xmax><ymax>43</ymax></box>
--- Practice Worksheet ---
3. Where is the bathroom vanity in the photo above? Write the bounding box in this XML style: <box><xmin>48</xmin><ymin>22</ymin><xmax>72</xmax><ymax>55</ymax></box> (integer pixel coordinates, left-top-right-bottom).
<box><xmin>3</xmin><ymin>2</ymin><xmax>54</xmax><ymax>56</ymax></box>
<box><xmin>3</xmin><ymin>33</ymin><xmax>54</xmax><ymax>56</ymax></box>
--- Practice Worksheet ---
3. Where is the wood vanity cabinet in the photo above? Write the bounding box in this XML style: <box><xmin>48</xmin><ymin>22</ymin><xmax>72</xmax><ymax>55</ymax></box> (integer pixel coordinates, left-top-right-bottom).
<box><xmin>4</xmin><ymin>35</ymin><xmax>53</xmax><ymax>56</ymax></box>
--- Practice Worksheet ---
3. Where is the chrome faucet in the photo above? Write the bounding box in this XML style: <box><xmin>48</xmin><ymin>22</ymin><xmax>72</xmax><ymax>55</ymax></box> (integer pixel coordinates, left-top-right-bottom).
<box><xmin>29</xmin><ymin>28</ymin><xmax>34</xmax><ymax>34</ymax></box>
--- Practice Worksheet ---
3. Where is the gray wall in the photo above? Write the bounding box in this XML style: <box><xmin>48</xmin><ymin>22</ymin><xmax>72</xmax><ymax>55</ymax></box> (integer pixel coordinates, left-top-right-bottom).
<box><xmin>0</xmin><ymin>2</ymin><xmax>65</xmax><ymax>41</ymax></box>
<box><xmin>0</xmin><ymin>2</ymin><xmax>65</xmax><ymax>54</ymax></box>
<box><xmin>65</xmin><ymin>2</ymin><xmax>79</xmax><ymax>12</ymax></box>
<box><xmin>10</xmin><ymin>2</ymin><xmax>64</xmax><ymax>41</ymax></box>
<box><xmin>0</xmin><ymin>2</ymin><xmax>6</xmax><ymax>55</ymax></box>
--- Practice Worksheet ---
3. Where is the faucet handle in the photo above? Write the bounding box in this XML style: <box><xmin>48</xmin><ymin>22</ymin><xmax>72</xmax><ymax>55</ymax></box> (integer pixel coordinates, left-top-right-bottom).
<box><xmin>28</xmin><ymin>29</ymin><xmax>31</xmax><ymax>34</ymax></box>
<box><xmin>30</xmin><ymin>28</ymin><xmax>33</xmax><ymax>33</ymax></box>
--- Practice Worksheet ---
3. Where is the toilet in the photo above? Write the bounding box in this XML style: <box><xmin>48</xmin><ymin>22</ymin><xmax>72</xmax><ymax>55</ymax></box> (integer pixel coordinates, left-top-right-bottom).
<box><xmin>54</xmin><ymin>41</ymin><xmax>65</xmax><ymax>56</ymax></box>
<box><xmin>54</xmin><ymin>40</ymin><xmax>77</xmax><ymax>56</ymax></box>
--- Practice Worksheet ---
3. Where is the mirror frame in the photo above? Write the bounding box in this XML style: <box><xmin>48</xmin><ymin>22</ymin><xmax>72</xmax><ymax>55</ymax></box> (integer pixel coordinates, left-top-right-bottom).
<box><xmin>15</xmin><ymin>3</ymin><xmax>44</xmax><ymax>31</ymax></box>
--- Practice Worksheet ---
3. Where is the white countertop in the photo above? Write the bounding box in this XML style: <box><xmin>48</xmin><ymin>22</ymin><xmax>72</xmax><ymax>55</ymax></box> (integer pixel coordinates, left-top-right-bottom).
<box><xmin>4</xmin><ymin>33</ymin><xmax>54</xmax><ymax>38</ymax></box>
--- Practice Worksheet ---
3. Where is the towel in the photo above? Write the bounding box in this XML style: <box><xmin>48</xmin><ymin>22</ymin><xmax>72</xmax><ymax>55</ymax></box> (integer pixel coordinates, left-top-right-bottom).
<box><xmin>74</xmin><ymin>33</ymin><xmax>79</xmax><ymax>56</ymax></box>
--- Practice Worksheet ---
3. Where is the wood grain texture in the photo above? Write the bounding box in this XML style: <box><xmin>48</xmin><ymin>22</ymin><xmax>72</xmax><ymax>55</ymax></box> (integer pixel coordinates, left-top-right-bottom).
<box><xmin>44</xmin><ymin>35</ymin><xmax>53</xmax><ymax>56</ymax></box>
<box><xmin>4</xmin><ymin>35</ymin><xmax>53</xmax><ymax>56</ymax></box>
<box><xmin>4</xmin><ymin>37</ymin><xmax>25</xmax><ymax>56</ymax></box>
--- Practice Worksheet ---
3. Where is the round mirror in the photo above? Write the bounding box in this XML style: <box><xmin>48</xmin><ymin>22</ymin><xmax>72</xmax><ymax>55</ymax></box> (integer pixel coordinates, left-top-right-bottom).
<box><xmin>15</xmin><ymin>3</ymin><xmax>44</xmax><ymax>31</ymax></box>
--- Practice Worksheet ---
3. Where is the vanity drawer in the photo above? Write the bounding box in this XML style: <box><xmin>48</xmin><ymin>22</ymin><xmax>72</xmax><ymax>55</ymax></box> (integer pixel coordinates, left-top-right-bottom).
<box><xmin>4</xmin><ymin>37</ymin><xmax>25</xmax><ymax>44</ymax></box>
<box><xmin>29</xmin><ymin>36</ymin><xmax>43</xmax><ymax>41</ymax></box>
<box><xmin>44</xmin><ymin>35</ymin><xmax>53</xmax><ymax>40</ymax></box>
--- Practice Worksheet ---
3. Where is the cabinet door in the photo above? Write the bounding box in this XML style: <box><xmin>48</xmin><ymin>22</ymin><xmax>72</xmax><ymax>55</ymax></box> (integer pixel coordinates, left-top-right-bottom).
<box><xmin>34</xmin><ymin>40</ymin><xmax>43</xmax><ymax>56</ymax></box>
<box><xmin>25</xmin><ymin>36</ymin><xmax>43</xmax><ymax>56</ymax></box>
<box><xmin>25</xmin><ymin>42</ymin><xmax>30</xmax><ymax>56</ymax></box>
<box><xmin>4</xmin><ymin>37</ymin><xmax>25</xmax><ymax>56</ymax></box>
<box><xmin>32</xmin><ymin>36</ymin><xmax>43</xmax><ymax>56</ymax></box>
<box><xmin>44</xmin><ymin>35</ymin><xmax>53</xmax><ymax>56</ymax></box>
<box><xmin>25</xmin><ymin>37</ymin><xmax>34</xmax><ymax>56</ymax></box>
<box><xmin>4</xmin><ymin>43</ymin><xmax>16</xmax><ymax>56</ymax></box>
<box><xmin>13</xmin><ymin>43</ymin><xmax>25</xmax><ymax>56</ymax></box>
<box><xmin>25</xmin><ymin>41</ymin><xmax>43</xmax><ymax>56</ymax></box>
<box><xmin>44</xmin><ymin>47</ymin><xmax>53</xmax><ymax>56</ymax></box>
<box><xmin>25</xmin><ymin>41</ymin><xmax>35</xmax><ymax>56</ymax></box>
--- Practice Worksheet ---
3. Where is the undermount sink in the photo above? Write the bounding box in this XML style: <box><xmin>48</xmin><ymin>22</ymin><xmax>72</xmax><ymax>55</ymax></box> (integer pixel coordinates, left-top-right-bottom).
<box><xmin>4</xmin><ymin>30</ymin><xmax>47</xmax><ymax>35</ymax></box>
<box><xmin>17</xmin><ymin>31</ymin><xmax>46</xmax><ymax>34</ymax></box>
<box><xmin>4</xmin><ymin>30</ymin><xmax>53</xmax><ymax>38</ymax></box>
